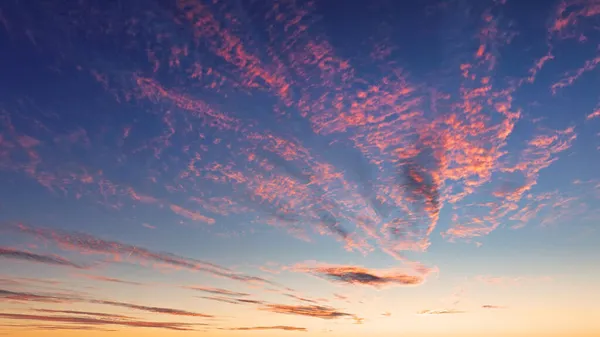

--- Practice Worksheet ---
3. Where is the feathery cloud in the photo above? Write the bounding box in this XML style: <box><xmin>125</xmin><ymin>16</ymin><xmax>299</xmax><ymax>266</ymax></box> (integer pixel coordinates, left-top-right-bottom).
<box><xmin>0</xmin><ymin>312</ymin><xmax>200</xmax><ymax>331</ymax></box>
<box><xmin>0</xmin><ymin>247</ymin><xmax>83</xmax><ymax>269</ymax></box>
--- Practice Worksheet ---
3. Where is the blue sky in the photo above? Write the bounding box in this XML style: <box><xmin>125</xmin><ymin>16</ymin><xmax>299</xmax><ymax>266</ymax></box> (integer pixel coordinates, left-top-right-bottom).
<box><xmin>1</xmin><ymin>0</ymin><xmax>600</xmax><ymax>336</ymax></box>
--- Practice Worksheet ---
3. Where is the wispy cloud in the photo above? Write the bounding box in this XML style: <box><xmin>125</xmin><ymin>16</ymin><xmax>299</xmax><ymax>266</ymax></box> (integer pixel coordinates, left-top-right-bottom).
<box><xmin>75</xmin><ymin>274</ymin><xmax>142</xmax><ymax>286</ymax></box>
<box><xmin>33</xmin><ymin>309</ymin><xmax>133</xmax><ymax>319</ymax></box>
<box><xmin>0</xmin><ymin>247</ymin><xmax>83</xmax><ymax>269</ymax></box>
<box><xmin>225</xmin><ymin>326</ymin><xmax>306</xmax><ymax>332</ymax></box>
<box><xmin>90</xmin><ymin>299</ymin><xmax>214</xmax><ymax>318</ymax></box>
<box><xmin>12</xmin><ymin>224</ymin><xmax>272</xmax><ymax>285</ymax></box>
<box><xmin>284</xmin><ymin>293</ymin><xmax>319</xmax><ymax>304</ymax></box>
<box><xmin>0</xmin><ymin>289</ymin><xmax>77</xmax><ymax>304</ymax></box>
<box><xmin>183</xmin><ymin>285</ymin><xmax>250</xmax><ymax>297</ymax></box>
<box><xmin>417</xmin><ymin>309</ymin><xmax>465</xmax><ymax>315</ymax></box>
<box><xmin>1</xmin><ymin>288</ymin><xmax>213</xmax><ymax>318</ymax></box>
<box><xmin>0</xmin><ymin>312</ymin><xmax>200</xmax><ymax>331</ymax></box>
<box><xmin>482</xmin><ymin>305</ymin><xmax>506</xmax><ymax>309</ymax></box>
<box><xmin>199</xmin><ymin>295</ymin><xmax>264</xmax><ymax>306</ymax></box>
<box><xmin>0</xmin><ymin>323</ymin><xmax>116</xmax><ymax>332</ymax></box>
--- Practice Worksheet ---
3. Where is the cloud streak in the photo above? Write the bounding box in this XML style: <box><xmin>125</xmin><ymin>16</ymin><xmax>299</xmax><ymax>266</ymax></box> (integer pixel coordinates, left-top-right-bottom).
<box><xmin>0</xmin><ymin>312</ymin><xmax>200</xmax><ymax>331</ymax></box>
<box><xmin>184</xmin><ymin>285</ymin><xmax>250</xmax><ymax>297</ymax></box>
<box><xmin>417</xmin><ymin>309</ymin><xmax>465</xmax><ymax>315</ymax></box>
<box><xmin>225</xmin><ymin>326</ymin><xmax>306</xmax><ymax>332</ymax></box>
<box><xmin>33</xmin><ymin>309</ymin><xmax>133</xmax><ymax>319</ymax></box>
<box><xmin>0</xmin><ymin>247</ymin><xmax>83</xmax><ymax>269</ymax></box>
<box><xmin>74</xmin><ymin>274</ymin><xmax>142</xmax><ymax>286</ymax></box>
<box><xmin>1</xmin><ymin>289</ymin><xmax>213</xmax><ymax>319</ymax></box>
<box><xmin>0</xmin><ymin>289</ymin><xmax>77</xmax><ymax>304</ymax></box>
<box><xmin>90</xmin><ymin>299</ymin><xmax>214</xmax><ymax>318</ymax></box>
<box><xmin>12</xmin><ymin>224</ymin><xmax>273</xmax><ymax>286</ymax></box>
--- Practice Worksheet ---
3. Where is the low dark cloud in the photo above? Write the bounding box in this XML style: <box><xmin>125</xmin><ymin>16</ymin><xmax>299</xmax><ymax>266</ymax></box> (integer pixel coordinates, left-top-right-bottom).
<box><xmin>0</xmin><ymin>312</ymin><xmax>199</xmax><ymax>331</ymax></box>
<box><xmin>261</xmin><ymin>304</ymin><xmax>354</xmax><ymax>320</ymax></box>
<box><xmin>294</xmin><ymin>263</ymin><xmax>425</xmax><ymax>288</ymax></box>
<box><xmin>0</xmin><ymin>247</ymin><xmax>83</xmax><ymax>269</ymax></box>
<box><xmin>236</xmin><ymin>298</ymin><xmax>264</xmax><ymax>305</ymax></box>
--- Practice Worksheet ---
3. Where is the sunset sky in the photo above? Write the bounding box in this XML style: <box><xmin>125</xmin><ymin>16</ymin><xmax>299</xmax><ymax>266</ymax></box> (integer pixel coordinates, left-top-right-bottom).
<box><xmin>1</xmin><ymin>0</ymin><xmax>600</xmax><ymax>336</ymax></box>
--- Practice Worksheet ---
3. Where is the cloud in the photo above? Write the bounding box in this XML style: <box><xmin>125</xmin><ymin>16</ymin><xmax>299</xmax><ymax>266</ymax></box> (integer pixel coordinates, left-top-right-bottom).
<box><xmin>399</xmin><ymin>160</ymin><xmax>440</xmax><ymax>216</ymax></box>
<box><xmin>0</xmin><ymin>247</ymin><xmax>83</xmax><ymax>269</ymax></box>
<box><xmin>199</xmin><ymin>296</ymin><xmax>264</xmax><ymax>306</ymax></box>
<box><xmin>417</xmin><ymin>309</ymin><xmax>465</xmax><ymax>315</ymax></box>
<box><xmin>169</xmin><ymin>204</ymin><xmax>215</xmax><ymax>224</ymax></box>
<box><xmin>284</xmin><ymin>293</ymin><xmax>319</xmax><ymax>304</ymax></box>
<box><xmin>0</xmin><ymin>312</ymin><xmax>200</xmax><ymax>331</ymax></box>
<box><xmin>293</xmin><ymin>262</ymin><xmax>427</xmax><ymax>288</ymax></box>
<box><xmin>90</xmin><ymin>299</ymin><xmax>214</xmax><ymax>318</ymax></box>
<box><xmin>261</xmin><ymin>304</ymin><xmax>355</xmax><ymax>320</ymax></box>
<box><xmin>482</xmin><ymin>305</ymin><xmax>506</xmax><ymax>309</ymax></box>
<box><xmin>333</xmin><ymin>293</ymin><xmax>347</xmax><ymax>300</ymax></box>
<box><xmin>75</xmin><ymin>274</ymin><xmax>142</xmax><ymax>285</ymax></box>
<box><xmin>12</xmin><ymin>224</ymin><xmax>272</xmax><ymax>285</ymax></box>
<box><xmin>0</xmin><ymin>323</ymin><xmax>116</xmax><ymax>332</ymax></box>
<box><xmin>0</xmin><ymin>276</ymin><xmax>62</xmax><ymax>286</ymax></box>
<box><xmin>200</xmin><ymin>296</ymin><xmax>241</xmax><ymax>305</ymax></box>
<box><xmin>1</xmin><ymin>289</ymin><xmax>213</xmax><ymax>318</ymax></box>
<box><xmin>33</xmin><ymin>309</ymin><xmax>133</xmax><ymax>319</ymax></box>
<box><xmin>184</xmin><ymin>285</ymin><xmax>250</xmax><ymax>297</ymax></box>
<box><xmin>226</xmin><ymin>326</ymin><xmax>306</xmax><ymax>332</ymax></box>
<box><xmin>0</xmin><ymin>289</ymin><xmax>77</xmax><ymax>304</ymax></box>
<box><xmin>587</xmin><ymin>109</ymin><xmax>600</xmax><ymax>120</ymax></box>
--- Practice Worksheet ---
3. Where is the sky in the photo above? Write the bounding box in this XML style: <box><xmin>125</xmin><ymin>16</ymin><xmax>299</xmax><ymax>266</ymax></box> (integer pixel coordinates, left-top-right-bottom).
<box><xmin>0</xmin><ymin>0</ymin><xmax>599</xmax><ymax>336</ymax></box>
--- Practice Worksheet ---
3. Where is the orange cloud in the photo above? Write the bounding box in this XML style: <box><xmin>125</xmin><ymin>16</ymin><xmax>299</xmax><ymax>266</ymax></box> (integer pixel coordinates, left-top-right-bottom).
<box><xmin>169</xmin><ymin>204</ymin><xmax>215</xmax><ymax>224</ymax></box>
<box><xmin>225</xmin><ymin>326</ymin><xmax>306</xmax><ymax>331</ymax></box>
<box><xmin>417</xmin><ymin>309</ymin><xmax>464</xmax><ymax>315</ymax></box>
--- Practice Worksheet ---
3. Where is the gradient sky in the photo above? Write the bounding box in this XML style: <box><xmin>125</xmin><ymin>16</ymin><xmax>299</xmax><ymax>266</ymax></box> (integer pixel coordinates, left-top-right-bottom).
<box><xmin>1</xmin><ymin>0</ymin><xmax>600</xmax><ymax>336</ymax></box>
